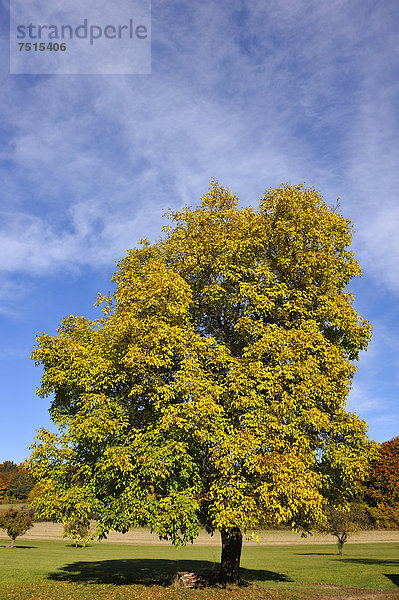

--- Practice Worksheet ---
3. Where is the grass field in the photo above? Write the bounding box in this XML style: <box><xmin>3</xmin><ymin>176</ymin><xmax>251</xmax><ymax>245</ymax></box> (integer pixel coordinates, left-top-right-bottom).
<box><xmin>0</xmin><ymin>503</ymin><xmax>28</xmax><ymax>511</ymax></box>
<box><xmin>1</xmin><ymin>538</ymin><xmax>399</xmax><ymax>599</ymax></box>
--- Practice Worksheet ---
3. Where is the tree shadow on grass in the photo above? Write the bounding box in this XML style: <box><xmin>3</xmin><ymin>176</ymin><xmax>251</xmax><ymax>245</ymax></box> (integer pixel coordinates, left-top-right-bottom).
<box><xmin>385</xmin><ymin>575</ymin><xmax>399</xmax><ymax>587</ymax></box>
<box><xmin>0</xmin><ymin>545</ymin><xmax>37</xmax><ymax>549</ymax></box>
<box><xmin>294</xmin><ymin>552</ymin><xmax>333</xmax><ymax>556</ymax></box>
<box><xmin>339</xmin><ymin>558</ymin><xmax>399</xmax><ymax>567</ymax></box>
<box><xmin>339</xmin><ymin>559</ymin><xmax>399</xmax><ymax>588</ymax></box>
<box><xmin>47</xmin><ymin>559</ymin><xmax>291</xmax><ymax>587</ymax></box>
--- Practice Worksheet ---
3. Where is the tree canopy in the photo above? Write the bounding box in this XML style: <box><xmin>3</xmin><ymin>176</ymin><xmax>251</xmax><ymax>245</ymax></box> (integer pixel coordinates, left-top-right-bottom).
<box><xmin>28</xmin><ymin>182</ymin><xmax>374</xmax><ymax>583</ymax></box>
<box><xmin>0</xmin><ymin>508</ymin><xmax>33</xmax><ymax>548</ymax></box>
<box><xmin>317</xmin><ymin>503</ymin><xmax>372</xmax><ymax>555</ymax></box>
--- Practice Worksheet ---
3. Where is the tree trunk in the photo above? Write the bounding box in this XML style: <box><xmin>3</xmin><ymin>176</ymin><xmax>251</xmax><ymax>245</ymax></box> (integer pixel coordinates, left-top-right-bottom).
<box><xmin>220</xmin><ymin>527</ymin><xmax>242</xmax><ymax>585</ymax></box>
<box><xmin>336</xmin><ymin>532</ymin><xmax>347</xmax><ymax>555</ymax></box>
<box><xmin>10</xmin><ymin>537</ymin><xmax>15</xmax><ymax>548</ymax></box>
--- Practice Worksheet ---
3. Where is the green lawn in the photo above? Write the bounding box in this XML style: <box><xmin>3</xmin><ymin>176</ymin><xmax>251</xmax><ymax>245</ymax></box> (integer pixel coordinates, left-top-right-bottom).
<box><xmin>0</xmin><ymin>540</ymin><xmax>398</xmax><ymax>599</ymax></box>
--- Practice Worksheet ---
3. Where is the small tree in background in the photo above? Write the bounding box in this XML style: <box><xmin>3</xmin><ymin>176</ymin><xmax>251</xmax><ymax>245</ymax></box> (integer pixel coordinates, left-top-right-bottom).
<box><xmin>63</xmin><ymin>518</ymin><xmax>92</xmax><ymax>547</ymax></box>
<box><xmin>0</xmin><ymin>508</ymin><xmax>33</xmax><ymax>548</ymax></box>
<box><xmin>320</xmin><ymin>503</ymin><xmax>371</xmax><ymax>555</ymax></box>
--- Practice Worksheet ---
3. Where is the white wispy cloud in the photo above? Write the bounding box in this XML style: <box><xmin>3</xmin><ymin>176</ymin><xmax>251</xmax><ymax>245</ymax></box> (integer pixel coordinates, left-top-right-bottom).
<box><xmin>0</xmin><ymin>0</ymin><xmax>398</xmax><ymax>297</ymax></box>
<box><xmin>0</xmin><ymin>274</ymin><xmax>30</xmax><ymax>317</ymax></box>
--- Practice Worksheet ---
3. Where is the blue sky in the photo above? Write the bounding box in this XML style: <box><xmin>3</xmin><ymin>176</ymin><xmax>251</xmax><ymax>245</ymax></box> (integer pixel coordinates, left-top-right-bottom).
<box><xmin>1</xmin><ymin>0</ymin><xmax>398</xmax><ymax>464</ymax></box>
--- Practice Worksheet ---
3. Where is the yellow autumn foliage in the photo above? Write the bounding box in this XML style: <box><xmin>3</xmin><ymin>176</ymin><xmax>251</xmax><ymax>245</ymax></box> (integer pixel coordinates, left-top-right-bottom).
<box><xmin>28</xmin><ymin>181</ymin><xmax>374</xmax><ymax>551</ymax></box>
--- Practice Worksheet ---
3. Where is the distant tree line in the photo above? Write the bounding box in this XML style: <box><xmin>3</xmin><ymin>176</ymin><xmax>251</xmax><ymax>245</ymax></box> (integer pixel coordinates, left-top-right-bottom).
<box><xmin>338</xmin><ymin>436</ymin><xmax>399</xmax><ymax>531</ymax></box>
<box><xmin>363</xmin><ymin>436</ymin><xmax>399</xmax><ymax>528</ymax></box>
<box><xmin>0</xmin><ymin>461</ymin><xmax>34</xmax><ymax>502</ymax></box>
<box><xmin>320</xmin><ymin>436</ymin><xmax>399</xmax><ymax>554</ymax></box>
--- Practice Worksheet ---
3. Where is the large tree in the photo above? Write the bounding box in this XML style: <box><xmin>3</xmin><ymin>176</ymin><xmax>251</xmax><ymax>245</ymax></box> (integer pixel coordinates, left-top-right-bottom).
<box><xmin>29</xmin><ymin>182</ymin><xmax>373</xmax><ymax>584</ymax></box>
